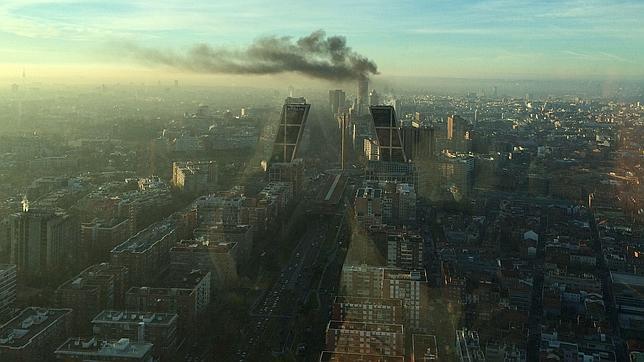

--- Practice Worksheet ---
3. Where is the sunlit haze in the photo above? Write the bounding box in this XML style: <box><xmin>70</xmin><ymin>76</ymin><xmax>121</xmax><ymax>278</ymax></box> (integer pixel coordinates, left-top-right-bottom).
<box><xmin>1</xmin><ymin>0</ymin><xmax>644</xmax><ymax>83</ymax></box>
<box><xmin>0</xmin><ymin>2</ymin><xmax>642</xmax><ymax>362</ymax></box>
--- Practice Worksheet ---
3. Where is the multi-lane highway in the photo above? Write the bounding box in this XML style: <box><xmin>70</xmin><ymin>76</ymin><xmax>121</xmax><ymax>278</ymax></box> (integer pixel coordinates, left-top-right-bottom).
<box><xmin>235</xmin><ymin>220</ymin><xmax>328</xmax><ymax>361</ymax></box>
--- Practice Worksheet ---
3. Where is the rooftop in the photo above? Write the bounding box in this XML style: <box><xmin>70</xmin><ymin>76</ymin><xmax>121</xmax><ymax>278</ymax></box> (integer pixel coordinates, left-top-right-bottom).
<box><xmin>319</xmin><ymin>351</ymin><xmax>404</xmax><ymax>362</ymax></box>
<box><xmin>208</xmin><ymin>224</ymin><xmax>251</xmax><ymax>233</ymax></box>
<box><xmin>333</xmin><ymin>296</ymin><xmax>403</xmax><ymax>308</ymax></box>
<box><xmin>92</xmin><ymin>310</ymin><xmax>177</xmax><ymax>326</ymax></box>
<box><xmin>0</xmin><ymin>308</ymin><xmax>72</xmax><ymax>348</ymax></box>
<box><xmin>161</xmin><ymin>269</ymin><xmax>210</xmax><ymax>289</ymax></box>
<box><xmin>610</xmin><ymin>272</ymin><xmax>644</xmax><ymax>288</ymax></box>
<box><xmin>126</xmin><ymin>286</ymin><xmax>192</xmax><ymax>297</ymax></box>
<box><xmin>327</xmin><ymin>320</ymin><xmax>404</xmax><ymax>334</ymax></box>
<box><xmin>111</xmin><ymin>220</ymin><xmax>175</xmax><ymax>254</ymax></box>
<box><xmin>55</xmin><ymin>337</ymin><xmax>152</xmax><ymax>359</ymax></box>
<box><xmin>170</xmin><ymin>240</ymin><xmax>237</xmax><ymax>253</ymax></box>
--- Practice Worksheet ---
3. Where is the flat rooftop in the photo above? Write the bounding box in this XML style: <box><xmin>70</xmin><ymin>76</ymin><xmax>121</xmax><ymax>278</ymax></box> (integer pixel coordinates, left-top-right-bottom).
<box><xmin>611</xmin><ymin>272</ymin><xmax>644</xmax><ymax>288</ymax></box>
<box><xmin>170</xmin><ymin>240</ymin><xmax>237</xmax><ymax>253</ymax></box>
<box><xmin>386</xmin><ymin>232</ymin><xmax>424</xmax><ymax>243</ymax></box>
<box><xmin>126</xmin><ymin>286</ymin><xmax>192</xmax><ymax>297</ymax></box>
<box><xmin>92</xmin><ymin>310</ymin><xmax>177</xmax><ymax>326</ymax></box>
<box><xmin>55</xmin><ymin>337</ymin><xmax>152</xmax><ymax>359</ymax></box>
<box><xmin>383</xmin><ymin>268</ymin><xmax>428</xmax><ymax>282</ymax></box>
<box><xmin>208</xmin><ymin>224</ymin><xmax>252</xmax><ymax>233</ymax></box>
<box><xmin>327</xmin><ymin>320</ymin><xmax>404</xmax><ymax>334</ymax></box>
<box><xmin>319</xmin><ymin>351</ymin><xmax>404</xmax><ymax>362</ymax></box>
<box><xmin>0</xmin><ymin>308</ymin><xmax>72</xmax><ymax>348</ymax></box>
<box><xmin>161</xmin><ymin>269</ymin><xmax>209</xmax><ymax>289</ymax></box>
<box><xmin>333</xmin><ymin>296</ymin><xmax>402</xmax><ymax>308</ymax></box>
<box><xmin>111</xmin><ymin>220</ymin><xmax>175</xmax><ymax>254</ymax></box>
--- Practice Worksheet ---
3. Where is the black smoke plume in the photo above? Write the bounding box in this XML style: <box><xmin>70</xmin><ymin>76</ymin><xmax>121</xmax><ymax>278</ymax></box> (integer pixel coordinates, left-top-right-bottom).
<box><xmin>122</xmin><ymin>30</ymin><xmax>378</xmax><ymax>81</ymax></box>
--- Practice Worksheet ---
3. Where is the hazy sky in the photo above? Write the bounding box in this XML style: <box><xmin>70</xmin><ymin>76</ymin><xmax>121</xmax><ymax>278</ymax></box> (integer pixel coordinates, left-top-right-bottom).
<box><xmin>1</xmin><ymin>0</ymin><xmax>643</xmax><ymax>81</ymax></box>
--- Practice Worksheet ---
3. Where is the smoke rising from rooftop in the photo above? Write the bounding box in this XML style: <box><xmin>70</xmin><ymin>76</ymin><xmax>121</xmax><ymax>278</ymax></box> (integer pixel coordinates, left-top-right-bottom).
<box><xmin>122</xmin><ymin>30</ymin><xmax>378</xmax><ymax>81</ymax></box>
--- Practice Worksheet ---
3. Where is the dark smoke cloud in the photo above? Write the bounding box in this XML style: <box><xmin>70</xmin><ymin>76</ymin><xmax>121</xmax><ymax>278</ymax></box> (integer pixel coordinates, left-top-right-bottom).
<box><xmin>122</xmin><ymin>30</ymin><xmax>378</xmax><ymax>81</ymax></box>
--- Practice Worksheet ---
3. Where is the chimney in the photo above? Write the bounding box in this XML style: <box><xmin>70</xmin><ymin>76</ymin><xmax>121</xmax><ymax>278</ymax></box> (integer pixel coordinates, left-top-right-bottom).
<box><xmin>137</xmin><ymin>322</ymin><xmax>145</xmax><ymax>343</ymax></box>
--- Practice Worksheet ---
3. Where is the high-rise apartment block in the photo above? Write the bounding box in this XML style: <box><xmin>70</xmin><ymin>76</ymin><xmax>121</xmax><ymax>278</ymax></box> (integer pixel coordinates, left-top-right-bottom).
<box><xmin>387</xmin><ymin>232</ymin><xmax>424</xmax><ymax>270</ymax></box>
<box><xmin>55</xmin><ymin>263</ymin><xmax>129</xmax><ymax>334</ymax></box>
<box><xmin>6</xmin><ymin>208</ymin><xmax>78</xmax><ymax>278</ymax></box>
<box><xmin>111</xmin><ymin>220</ymin><xmax>177</xmax><ymax>286</ymax></box>
<box><xmin>125</xmin><ymin>270</ymin><xmax>211</xmax><ymax>331</ymax></box>
<box><xmin>324</xmin><ymin>320</ymin><xmax>404</xmax><ymax>357</ymax></box>
<box><xmin>354</xmin><ymin>187</ymin><xmax>383</xmax><ymax>227</ymax></box>
<box><xmin>341</xmin><ymin>265</ymin><xmax>429</xmax><ymax>330</ymax></box>
<box><xmin>170</xmin><ymin>240</ymin><xmax>239</xmax><ymax>290</ymax></box>
<box><xmin>171</xmin><ymin>161</ymin><xmax>218</xmax><ymax>193</ymax></box>
<box><xmin>80</xmin><ymin>218</ymin><xmax>130</xmax><ymax>264</ymax></box>
<box><xmin>331</xmin><ymin>296</ymin><xmax>404</xmax><ymax>325</ymax></box>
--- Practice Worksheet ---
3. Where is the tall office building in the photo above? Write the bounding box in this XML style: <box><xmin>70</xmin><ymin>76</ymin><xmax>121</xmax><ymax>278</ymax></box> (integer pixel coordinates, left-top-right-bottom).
<box><xmin>0</xmin><ymin>264</ymin><xmax>16</xmax><ymax>318</ymax></box>
<box><xmin>357</xmin><ymin>78</ymin><xmax>369</xmax><ymax>115</ymax></box>
<box><xmin>446</xmin><ymin>115</ymin><xmax>470</xmax><ymax>152</ymax></box>
<box><xmin>270</xmin><ymin>97</ymin><xmax>310</xmax><ymax>164</ymax></box>
<box><xmin>328</xmin><ymin>89</ymin><xmax>346</xmax><ymax>115</ymax></box>
<box><xmin>6</xmin><ymin>208</ymin><xmax>78</xmax><ymax>278</ymax></box>
<box><xmin>369</xmin><ymin>89</ymin><xmax>380</xmax><ymax>106</ymax></box>
<box><xmin>401</xmin><ymin>125</ymin><xmax>436</xmax><ymax>162</ymax></box>
<box><xmin>369</xmin><ymin>106</ymin><xmax>407</xmax><ymax>163</ymax></box>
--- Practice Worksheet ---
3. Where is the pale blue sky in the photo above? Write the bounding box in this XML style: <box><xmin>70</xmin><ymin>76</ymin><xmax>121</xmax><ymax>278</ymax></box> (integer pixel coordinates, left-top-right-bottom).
<box><xmin>1</xmin><ymin>0</ymin><xmax>643</xmax><ymax>79</ymax></box>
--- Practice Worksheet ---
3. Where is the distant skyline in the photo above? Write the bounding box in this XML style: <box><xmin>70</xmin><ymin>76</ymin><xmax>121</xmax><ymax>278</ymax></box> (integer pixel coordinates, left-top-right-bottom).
<box><xmin>1</xmin><ymin>0</ymin><xmax>643</xmax><ymax>81</ymax></box>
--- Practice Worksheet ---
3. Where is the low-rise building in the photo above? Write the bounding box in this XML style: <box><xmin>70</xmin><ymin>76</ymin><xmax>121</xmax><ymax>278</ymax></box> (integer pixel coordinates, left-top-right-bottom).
<box><xmin>54</xmin><ymin>337</ymin><xmax>153</xmax><ymax>361</ymax></box>
<box><xmin>92</xmin><ymin>310</ymin><xmax>178</xmax><ymax>359</ymax></box>
<box><xmin>0</xmin><ymin>307</ymin><xmax>72</xmax><ymax>361</ymax></box>
<box><xmin>125</xmin><ymin>270</ymin><xmax>210</xmax><ymax>331</ymax></box>
<box><xmin>55</xmin><ymin>263</ymin><xmax>128</xmax><ymax>334</ymax></box>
